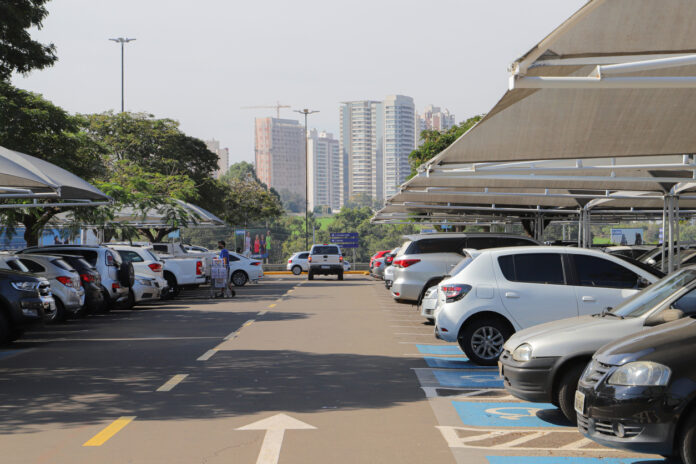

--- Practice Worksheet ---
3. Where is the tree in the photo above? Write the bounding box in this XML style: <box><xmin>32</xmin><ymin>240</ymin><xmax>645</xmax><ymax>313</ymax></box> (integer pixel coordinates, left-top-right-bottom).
<box><xmin>220</xmin><ymin>176</ymin><xmax>284</xmax><ymax>227</ymax></box>
<box><xmin>0</xmin><ymin>82</ymin><xmax>107</xmax><ymax>246</ymax></box>
<box><xmin>221</xmin><ymin>161</ymin><xmax>260</xmax><ymax>184</ymax></box>
<box><xmin>277</xmin><ymin>189</ymin><xmax>305</xmax><ymax>213</ymax></box>
<box><xmin>408</xmin><ymin>115</ymin><xmax>483</xmax><ymax>178</ymax></box>
<box><xmin>0</xmin><ymin>0</ymin><xmax>57</xmax><ymax>80</ymax></box>
<box><xmin>344</xmin><ymin>193</ymin><xmax>382</xmax><ymax>210</ymax></box>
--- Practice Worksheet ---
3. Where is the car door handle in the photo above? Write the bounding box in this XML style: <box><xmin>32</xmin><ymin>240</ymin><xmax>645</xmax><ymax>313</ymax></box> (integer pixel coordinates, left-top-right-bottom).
<box><xmin>504</xmin><ymin>292</ymin><xmax>519</xmax><ymax>299</ymax></box>
<box><xmin>582</xmin><ymin>296</ymin><xmax>596</xmax><ymax>302</ymax></box>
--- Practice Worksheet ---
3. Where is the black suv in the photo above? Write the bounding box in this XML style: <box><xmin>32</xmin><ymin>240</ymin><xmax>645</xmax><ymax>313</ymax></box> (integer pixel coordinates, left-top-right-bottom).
<box><xmin>0</xmin><ymin>269</ymin><xmax>53</xmax><ymax>344</ymax></box>
<box><xmin>577</xmin><ymin>317</ymin><xmax>696</xmax><ymax>462</ymax></box>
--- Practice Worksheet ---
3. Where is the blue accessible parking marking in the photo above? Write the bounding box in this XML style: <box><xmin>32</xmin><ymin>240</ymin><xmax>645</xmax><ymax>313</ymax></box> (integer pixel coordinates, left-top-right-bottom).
<box><xmin>0</xmin><ymin>350</ymin><xmax>25</xmax><ymax>361</ymax></box>
<box><xmin>453</xmin><ymin>401</ymin><xmax>560</xmax><ymax>428</ymax></box>
<box><xmin>434</xmin><ymin>370</ymin><xmax>502</xmax><ymax>388</ymax></box>
<box><xmin>416</xmin><ymin>344</ymin><xmax>463</xmax><ymax>355</ymax></box>
<box><xmin>424</xmin><ymin>356</ymin><xmax>492</xmax><ymax>369</ymax></box>
<box><xmin>487</xmin><ymin>457</ymin><xmax>664</xmax><ymax>464</ymax></box>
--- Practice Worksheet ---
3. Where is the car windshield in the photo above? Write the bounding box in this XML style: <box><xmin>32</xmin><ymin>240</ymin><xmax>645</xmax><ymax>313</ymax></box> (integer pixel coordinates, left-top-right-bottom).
<box><xmin>611</xmin><ymin>269</ymin><xmax>696</xmax><ymax>318</ymax></box>
<box><xmin>312</xmin><ymin>246</ymin><xmax>339</xmax><ymax>255</ymax></box>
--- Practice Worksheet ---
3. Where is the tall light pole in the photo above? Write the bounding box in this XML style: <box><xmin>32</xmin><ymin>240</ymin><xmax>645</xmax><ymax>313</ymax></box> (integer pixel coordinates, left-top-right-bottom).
<box><xmin>108</xmin><ymin>37</ymin><xmax>136</xmax><ymax>112</ymax></box>
<box><xmin>294</xmin><ymin>108</ymin><xmax>319</xmax><ymax>250</ymax></box>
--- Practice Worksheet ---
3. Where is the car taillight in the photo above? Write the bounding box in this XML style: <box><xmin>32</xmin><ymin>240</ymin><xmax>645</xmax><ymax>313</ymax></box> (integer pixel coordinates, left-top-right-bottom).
<box><xmin>148</xmin><ymin>263</ymin><xmax>163</xmax><ymax>272</ymax></box>
<box><xmin>386</xmin><ymin>256</ymin><xmax>394</xmax><ymax>264</ymax></box>
<box><xmin>80</xmin><ymin>273</ymin><xmax>95</xmax><ymax>284</ymax></box>
<box><xmin>376</xmin><ymin>261</ymin><xmax>381</xmax><ymax>267</ymax></box>
<box><xmin>339</xmin><ymin>256</ymin><xmax>343</xmax><ymax>262</ymax></box>
<box><xmin>112</xmin><ymin>282</ymin><xmax>121</xmax><ymax>290</ymax></box>
<box><xmin>196</xmin><ymin>261</ymin><xmax>203</xmax><ymax>276</ymax></box>
<box><xmin>251</xmin><ymin>262</ymin><xmax>261</xmax><ymax>266</ymax></box>
<box><xmin>442</xmin><ymin>284</ymin><xmax>472</xmax><ymax>303</ymax></box>
<box><xmin>106</xmin><ymin>253</ymin><xmax>115</xmax><ymax>266</ymax></box>
<box><xmin>56</xmin><ymin>276</ymin><xmax>74</xmax><ymax>287</ymax></box>
<box><xmin>308</xmin><ymin>256</ymin><xmax>312</xmax><ymax>262</ymax></box>
<box><xmin>288</xmin><ymin>259</ymin><xmax>292</xmax><ymax>263</ymax></box>
<box><xmin>394</xmin><ymin>259</ymin><xmax>420</xmax><ymax>268</ymax></box>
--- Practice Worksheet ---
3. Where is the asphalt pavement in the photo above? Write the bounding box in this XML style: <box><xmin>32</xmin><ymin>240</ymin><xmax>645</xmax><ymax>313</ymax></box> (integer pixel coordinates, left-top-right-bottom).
<box><xmin>0</xmin><ymin>275</ymin><xmax>666</xmax><ymax>464</ymax></box>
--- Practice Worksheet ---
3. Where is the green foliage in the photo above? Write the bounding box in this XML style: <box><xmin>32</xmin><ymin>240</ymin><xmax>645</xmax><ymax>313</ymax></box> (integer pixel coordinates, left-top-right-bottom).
<box><xmin>0</xmin><ymin>0</ymin><xmax>57</xmax><ymax>80</ymax></box>
<box><xmin>278</xmin><ymin>188</ymin><xmax>305</xmax><ymax>213</ymax></box>
<box><xmin>408</xmin><ymin>115</ymin><xmax>483</xmax><ymax>178</ymax></box>
<box><xmin>218</xmin><ymin>164</ymin><xmax>284</xmax><ymax>227</ymax></box>
<box><xmin>343</xmin><ymin>193</ymin><xmax>383</xmax><ymax>210</ymax></box>
<box><xmin>221</xmin><ymin>161</ymin><xmax>260</xmax><ymax>183</ymax></box>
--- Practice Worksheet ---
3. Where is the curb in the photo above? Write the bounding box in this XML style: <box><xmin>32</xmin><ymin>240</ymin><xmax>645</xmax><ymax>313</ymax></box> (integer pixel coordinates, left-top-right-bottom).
<box><xmin>264</xmin><ymin>271</ymin><xmax>370</xmax><ymax>275</ymax></box>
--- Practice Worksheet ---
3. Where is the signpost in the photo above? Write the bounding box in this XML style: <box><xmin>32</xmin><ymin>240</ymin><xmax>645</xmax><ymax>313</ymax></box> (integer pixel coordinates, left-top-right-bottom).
<box><xmin>330</xmin><ymin>232</ymin><xmax>358</xmax><ymax>249</ymax></box>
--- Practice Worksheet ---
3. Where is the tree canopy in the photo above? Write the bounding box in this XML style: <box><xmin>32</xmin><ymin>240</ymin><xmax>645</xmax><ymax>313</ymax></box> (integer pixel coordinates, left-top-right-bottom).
<box><xmin>408</xmin><ymin>115</ymin><xmax>483</xmax><ymax>178</ymax></box>
<box><xmin>0</xmin><ymin>0</ymin><xmax>57</xmax><ymax>80</ymax></box>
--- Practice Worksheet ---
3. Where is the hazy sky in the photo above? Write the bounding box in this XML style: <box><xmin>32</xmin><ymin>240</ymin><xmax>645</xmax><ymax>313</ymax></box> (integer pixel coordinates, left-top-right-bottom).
<box><xmin>13</xmin><ymin>0</ymin><xmax>587</xmax><ymax>166</ymax></box>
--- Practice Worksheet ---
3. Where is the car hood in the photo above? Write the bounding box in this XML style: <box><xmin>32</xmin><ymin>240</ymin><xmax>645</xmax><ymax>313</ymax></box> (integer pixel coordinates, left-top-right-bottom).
<box><xmin>504</xmin><ymin>314</ymin><xmax>645</xmax><ymax>358</ymax></box>
<box><xmin>596</xmin><ymin>317</ymin><xmax>696</xmax><ymax>366</ymax></box>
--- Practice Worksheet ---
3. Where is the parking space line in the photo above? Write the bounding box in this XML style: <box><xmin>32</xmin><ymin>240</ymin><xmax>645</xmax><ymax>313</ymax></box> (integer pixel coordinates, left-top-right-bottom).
<box><xmin>197</xmin><ymin>349</ymin><xmax>216</xmax><ymax>361</ymax></box>
<box><xmin>257</xmin><ymin>310</ymin><xmax>268</xmax><ymax>316</ymax></box>
<box><xmin>268</xmin><ymin>303</ymin><xmax>276</xmax><ymax>308</ymax></box>
<box><xmin>395</xmin><ymin>332</ymin><xmax>435</xmax><ymax>336</ymax></box>
<box><xmin>224</xmin><ymin>331</ymin><xmax>238</xmax><ymax>340</ymax></box>
<box><xmin>83</xmin><ymin>416</ymin><xmax>136</xmax><ymax>447</ymax></box>
<box><xmin>242</xmin><ymin>319</ymin><xmax>255</xmax><ymax>327</ymax></box>
<box><xmin>156</xmin><ymin>374</ymin><xmax>189</xmax><ymax>392</ymax></box>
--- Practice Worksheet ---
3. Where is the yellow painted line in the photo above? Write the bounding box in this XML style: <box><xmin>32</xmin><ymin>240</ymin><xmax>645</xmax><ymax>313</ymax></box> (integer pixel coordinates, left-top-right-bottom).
<box><xmin>197</xmin><ymin>349</ymin><xmax>216</xmax><ymax>361</ymax></box>
<box><xmin>156</xmin><ymin>374</ymin><xmax>188</xmax><ymax>392</ymax></box>
<box><xmin>257</xmin><ymin>310</ymin><xmax>267</xmax><ymax>316</ymax></box>
<box><xmin>242</xmin><ymin>319</ymin><xmax>255</xmax><ymax>327</ymax></box>
<box><xmin>83</xmin><ymin>416</ymin><xmax>136</xmax><ymax>447</ymax></box>
<box><xmin>268</xmin><ymin>303</ymin><xmax>276</xmax><ymax>308</ymax></box>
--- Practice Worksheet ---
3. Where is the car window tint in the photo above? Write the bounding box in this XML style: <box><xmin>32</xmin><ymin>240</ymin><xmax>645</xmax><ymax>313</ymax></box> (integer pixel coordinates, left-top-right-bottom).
<box><xmin>407</xmin><ymin>238</ymin><xmax>466</xmax><ymax>254</ymax></box>
<box><xmin>573</xmin><ymin>255</ymin><xmax>640</xmax><ymax>289</ymax></box>
<box><xmin>146</xmin><ymin>250</ymin><xmax>160</xmax><ymax>262</ymax></box>
<box><xmin>20</xmin><ymin>259</ymin><xmax>45</xmax><ymax>273</ymax></box>
<box><xmin>228</xmin><ymin>254</ymin><xmax>240</xmax><ymax>261</ymax></box>
<box><xmin>51</xmin><ymin>259</ymin><xmax>74</xmax><ymax>271</ymax></box>
<box><xmin>153</xmin><ymin>245</ymin><xmax>168</xmax><ymax>253</ymax></box>
<box><xmin>498</xmin><ymin>253</ymin><xmax>565</xmax><ymax>285</ymax></box>
<box><xmin>299</xmin><ymin>253</ymin><xmax>309</xmax><ymax>259</ymax></box>
<box><xmin>7</xmin><ymin>259</ymin><xmax>29</xmax><ymax>273</ymax></box>
<box><xmin>672</xmin><ymin>288</ymin><xmax>696</xmax><ymax>315</ymax></box>
<box><xmin>312</xmin><ymin>246</ymin><xmax>339</xmax><ymax>255</ymax></box>
<box><xmin>118</xmin><ymin>250</ymin><xmax>144</xmax><ymax>263</ymax></box>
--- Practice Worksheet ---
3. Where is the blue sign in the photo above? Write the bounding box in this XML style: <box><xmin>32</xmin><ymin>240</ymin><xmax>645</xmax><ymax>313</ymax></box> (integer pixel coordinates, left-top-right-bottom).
<box><xmin>331</xmin><ymin>232</ymin><xmax>358</xmax><ymax>238</ymax></box>
<box><xmin>330</xmin><ymin>232</ymin><xmax>359</xmax><ymax>248</ymax></box>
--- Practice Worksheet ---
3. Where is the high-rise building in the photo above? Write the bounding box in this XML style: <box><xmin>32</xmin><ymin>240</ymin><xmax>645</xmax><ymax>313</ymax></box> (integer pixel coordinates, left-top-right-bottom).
<box><xmin>254</xmin><ymin>117</ymin><xmax>305</xmax><ymax>197</ymax></box>
<box><xmin>205</xmin><ymin>139</ymin><xmax>230</xmax><ymax>179</ymax></box>
<box><xmin>415</xmin><ymin>105</ymin><xmax>456</xmax><ymax>145</ymax></box>
<box><xmin>340</xmin><ymin>100</ymin><xmax>382</xmax><ymax>202</ymax></box>
<box><xmin>307</xmin><ymin>129</ymin><xmax>342</xmax><ymax>212</ymax></box>
<box><xmin>383</xmin><ymin>95</ymin><xmax>415</xmax><ymax>199</ymax></box>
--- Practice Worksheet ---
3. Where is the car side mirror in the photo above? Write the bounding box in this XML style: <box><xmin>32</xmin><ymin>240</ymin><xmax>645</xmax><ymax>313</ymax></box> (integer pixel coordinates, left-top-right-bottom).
<box><xmin>637</xmin><ymin>277</ymin><xmax>651</xmax><ymax>289</ymax></box>
<box><xmin>645</xmin><ymin>308</ymin><xmax>684</xmax><ymax>327</ymax></box>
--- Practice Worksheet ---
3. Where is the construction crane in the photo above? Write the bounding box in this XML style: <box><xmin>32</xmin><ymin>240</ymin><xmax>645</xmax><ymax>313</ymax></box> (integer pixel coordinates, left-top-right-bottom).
<box><xmin>240</xmin><ymin>101</ymin><xmax>291</xmax><ymax>119</ymax></box>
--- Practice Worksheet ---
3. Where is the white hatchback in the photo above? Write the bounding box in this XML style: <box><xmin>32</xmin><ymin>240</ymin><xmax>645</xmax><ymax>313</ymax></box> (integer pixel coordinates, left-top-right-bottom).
<box><xmin>287</xmin><ymin>251</ymin><xmax>310</xmax><ymax>275</ymax></box>
<box><xmin>434</xmin><ymin>246</ymin><xmax>661</xmax><ymax>365</ymax></box>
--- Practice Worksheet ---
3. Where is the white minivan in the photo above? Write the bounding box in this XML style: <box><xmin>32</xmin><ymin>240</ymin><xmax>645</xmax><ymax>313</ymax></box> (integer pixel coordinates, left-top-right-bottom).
<box><xmin>434</xmin><ymin>247</ymin><xmax>662</xmax><ymax>365</ymax></box>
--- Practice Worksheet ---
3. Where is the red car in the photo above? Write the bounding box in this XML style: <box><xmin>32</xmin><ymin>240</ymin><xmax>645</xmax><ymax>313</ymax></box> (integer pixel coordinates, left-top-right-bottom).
<box><xmin>369</xmin><ymin>250</ymin><xmax>390</xmax><ymax>273</ymax></box>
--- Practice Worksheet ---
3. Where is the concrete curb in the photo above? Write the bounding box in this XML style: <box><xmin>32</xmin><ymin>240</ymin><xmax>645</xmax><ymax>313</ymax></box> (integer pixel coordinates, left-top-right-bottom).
<box><xmin>264</xmin><ymin>271</ymin><xmax>370</xmax><ymax>275</ymax></box>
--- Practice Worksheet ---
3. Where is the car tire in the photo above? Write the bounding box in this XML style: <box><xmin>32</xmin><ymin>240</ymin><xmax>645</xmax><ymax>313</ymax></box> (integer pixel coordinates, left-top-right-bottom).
<box><xmin>458</xmin><ymin>317</ymin><xmax>513</xmax><ymax>366</ymax></box>
<box><xmin>118</xmin><ymin>262</ymin><xmax>135</xmax><ymax>288</ymax></box>
<box><xmin>231</xmin><ymin>270</ymin><xmax>248</xmax><ymax>287</ymax></box>
<box><xmin>557</xmin><ymin>364</ymin><xmax>585</xmax><ymax>424</ymax></box>
<box><xmin>308</xmin><ymin>271</ymin><xmax>314</xmax><ymax>280</ymax></box>
<box><xmin>164</xmin><ymin>272</ymin><xmax>180</xmax><ymax>297</ymax></box>
<box><xmin>0</xmin><ymin>313</ymin><xmax>9</xmax><ymax>345</ymax></box>
<box><xmin>45</xmin><ymin>299</ymin><xmax>66</xmax><ymax>324</ymax></box>
<box><xmin>679</xmin><ymin>409</ymin><xmax>696</xmax><ymax>464</ymax></box>
<box><xmin>291</xmin><ymin>265</ymin><xmax>302</xmax><ymax>275</ymax></box>
<box><xmin>338</xmin><ymin>272</ymin><xmax>343</xmax><ymax>281</ymax></box>
<box><xmin>123</xmin><ymin>290</ymin><xmax>136</xmax><ymax>310</ymax></box>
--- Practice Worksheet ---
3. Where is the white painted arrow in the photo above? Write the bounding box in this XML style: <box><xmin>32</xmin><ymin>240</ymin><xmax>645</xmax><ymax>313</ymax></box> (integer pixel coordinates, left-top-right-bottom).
<box><xmin>236</xmin><ymin>414</ymin><xmax>316</xmax><ymax>464</ymax></box>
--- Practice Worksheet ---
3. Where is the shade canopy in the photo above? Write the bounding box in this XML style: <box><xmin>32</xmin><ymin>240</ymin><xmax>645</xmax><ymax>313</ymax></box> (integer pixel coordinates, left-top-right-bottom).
<box><xmin>0</xmin><ymin>146</ymin><xmax>109</xmax><ymax>202</ymax></box>
<box><xmin>111</xmin><ymin>200</ymin><xmax>225</xmax><ymax>228</ymax></box>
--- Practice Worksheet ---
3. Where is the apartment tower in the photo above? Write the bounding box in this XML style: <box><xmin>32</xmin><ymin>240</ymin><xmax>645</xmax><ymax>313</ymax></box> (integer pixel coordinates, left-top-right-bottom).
<box><xmin>254</xmin><ymin>117</ymin><xmax>306</xmax><ymax>196</ymax></box>
<box><xmin>307</xmin><ymin>129</ymin><xmax>342</xmax><ymax>212</ymax></box>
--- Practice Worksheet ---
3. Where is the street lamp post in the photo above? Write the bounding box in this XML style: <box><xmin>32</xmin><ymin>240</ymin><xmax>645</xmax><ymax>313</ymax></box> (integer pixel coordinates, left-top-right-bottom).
<box><xmin>108</xmin><ymin>37</ymin><xmax>136</xmax><ymax>112</ymax></box>
<box><xmin>294</xmin><ymin>108</ymin><xmax>319</xmax><ymax>250</ymax></box>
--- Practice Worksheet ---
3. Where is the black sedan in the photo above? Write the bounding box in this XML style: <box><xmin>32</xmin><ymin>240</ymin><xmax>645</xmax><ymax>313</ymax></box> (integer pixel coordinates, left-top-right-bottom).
<box><xmin>56</xmin><ymin>255</ymin><xmax>105</xmax><ymax>315</ymax></box>
<box><xmin>576</xmin><ymin>316</ymin><xmax>696</xmax><ymax>463</ymax></box>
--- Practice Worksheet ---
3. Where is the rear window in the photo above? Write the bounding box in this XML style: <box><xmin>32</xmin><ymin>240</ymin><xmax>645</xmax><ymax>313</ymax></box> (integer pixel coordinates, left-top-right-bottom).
<box><xmin>312</xmin><ymin>246</ymin><xmax>339</xmax><ymax>255</ymax></box>
<box><xmin>299</xmin><ymin>253</ymin><xmax>309</xmax><ymax>259</ymax></box>
<box><xmin>70</xmin><ymin>250</ymin><xmax>99</xmax><ymax>266</ymax></box>
<box><xmin>7</xmin><ymin>259</ymin><xmax>29</xmax><ymax>273</ymax></box>
<box><xmin>153</xmin><ymin>244</ymin><xmax>168</xmax><ymax>253</ymax></box>
<box><xmin>20</xmin><ymin>258</ymin><xmax>45</xmax><ymax>273</ymax></box>
<box><xmin>498</xmin><ymin>253</ymin><xmax>565</xmax><ymax>285</ymax></box>
<box><xmin>405</xmin><ymin>238</ymin><xmax>467</xmax><ymax>255</ymax></box>
<box><xmin>118</xmin><ymin>250</ymin><xmax>145</xmax><ymax>263</ymax></box>
<box><xmin>51</xmin><ymin>259</ymin><xmax>74</xmax><ymax>271</ymax></box>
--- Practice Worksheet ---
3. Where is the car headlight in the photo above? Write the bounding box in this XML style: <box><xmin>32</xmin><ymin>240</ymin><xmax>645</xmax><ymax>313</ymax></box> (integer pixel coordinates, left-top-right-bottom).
<box><xmin>136</xmin><ymin>278</ymin><xmax>152</xmax><ymax>286</ymax></box>
<box><xmin>11</xmin><ymin>281</ymin><xmax>39</xmax><ymax>291</ymax></box>
<box><xmin>512</xmin><ymin>343</ymin><xmax>533</xmax><ymax>362</ymax></box>
<box><xmin>607</xmin><ymin>361</ymin><xmax>671</xmax><ymax>386</ymax></box>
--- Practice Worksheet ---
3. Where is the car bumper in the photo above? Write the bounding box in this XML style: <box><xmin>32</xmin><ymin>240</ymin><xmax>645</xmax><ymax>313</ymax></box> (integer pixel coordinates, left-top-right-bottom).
<box><xmin>18</xmin><ymin>295</ymin><xmax>52</xmax><ymax>324</ymax></box>
<box><xmin>421</xmin><ymin>299</ymin><xmax>437</xmax><ymax>319</ymax></box>
<box><xmin>391</xmin><ymin>280</ymin><xmax>420</xmax><ymax>302</ymax></box>
<box><xmin>498</xmin><ymin>352</ymin><xmax>558</xmax><ymax>403</ymax></box>
<box><xmin>310</xmin><ymin>264</ymin><xmax>342</xmax><ymax>275</ymax></box>
<box><xmin>576</xmin><ymin>384</ymin><xmax>677</xmax><ymax>456</ymax></box>
<box><xmin>434</xmin><ymin>308</ymin><xmax>458</xmax><ymax>342</ymax></box>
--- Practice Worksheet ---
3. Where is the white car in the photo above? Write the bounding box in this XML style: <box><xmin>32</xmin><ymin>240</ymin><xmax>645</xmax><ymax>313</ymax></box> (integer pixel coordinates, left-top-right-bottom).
<box><xmin>421</xmin><ymin>256</ymin><xmax>476</xmax><ymax>321</ymax></box>
<box><xmin>343</xmin><ymin>260</ymin><xmax>351</xmax><ymax>272</ymax></box>
<box><xmin>129</xmin><ymin>273</ymin><xmax>164</xmax><ymax>306</ymax></box>
<box><xmin>228</xmin><ymin>252</ymin><xmax>264</xmax><ymax>286</ymax></box>
<box><xmin>108</xmin><ymin>245</ymin><xmax>170</xmax><ymax>297</ymax></box>
<box><xmin>287</xmin><ymin>251</ymin><xmax>310</xmax><ymax>275</ymax></box>
<box><xmin>435</xmin><ymin>246</ymin><xmax>661</xmax><ymax>366</ymax></box>
<box><xmin>384</xmin><ymin>264</ymin><xmax>395</xmax><ymax>289</ymax></box>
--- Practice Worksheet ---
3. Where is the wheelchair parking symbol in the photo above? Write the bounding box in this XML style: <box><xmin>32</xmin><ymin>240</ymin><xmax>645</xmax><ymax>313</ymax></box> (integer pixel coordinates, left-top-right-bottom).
<box><xmin>484</xmin><ymin>406</ymin><xmax>542</xmax><ymax>421</ymax></box>
<box><xmin>452</xmin><ymin>401</ymin><xmax>560</xmax><ymax>428</ymax></box>
<box><xmin>433</xmin><ymin>371</ymin><xmax>503</xmax><ymax>388</ymax></box>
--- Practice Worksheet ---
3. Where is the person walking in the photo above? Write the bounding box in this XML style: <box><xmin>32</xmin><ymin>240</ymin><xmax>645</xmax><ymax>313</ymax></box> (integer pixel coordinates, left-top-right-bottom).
<box><xmin>260</xmin><ymin>235</ymin><xmax>266</xmax><ymax>261</ymax></box>
<box><xmin>265</xmin><ymin>230</ymin><xmax>271</xmax><ymax>263</ymax></box>
<box><xmin>254</xmin><ymin>234</ymin><xmax>261</xmax><ymax>255</ymax></box>
<box><xmin>217</xmin><ymin>240</ymin><xmax>233</xmax><ymax>298</ymax></box>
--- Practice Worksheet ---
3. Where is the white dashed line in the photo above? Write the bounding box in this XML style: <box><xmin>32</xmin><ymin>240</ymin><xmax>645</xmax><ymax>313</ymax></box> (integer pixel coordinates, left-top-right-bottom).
<box><xmin>156</xmin><ymin>374</ymin><xmax>189</xmax><ymax>392</ymax></box>
<box><xmin>197</xmin><ymin>349</ymin><xmax>216</xmax><ymax>361</ymax></box>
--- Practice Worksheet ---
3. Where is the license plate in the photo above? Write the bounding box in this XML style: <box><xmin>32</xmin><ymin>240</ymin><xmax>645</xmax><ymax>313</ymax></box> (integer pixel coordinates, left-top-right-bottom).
<box><xmin>321</xmin><ymin>265</ymin><xmax>329</xmax><ymax>269</ymax></box>
<box><xmin>574</xmin><ymin>390</ymin><xmax>585</xmax><ymax>415</ymax></box>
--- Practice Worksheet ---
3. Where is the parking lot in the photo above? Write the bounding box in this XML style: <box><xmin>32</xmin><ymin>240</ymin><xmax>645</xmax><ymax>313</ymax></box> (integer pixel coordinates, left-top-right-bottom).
<box><xmin>0</xmin><ymin>274</ymin><xmax>664</xmax><ymax>464</ymax></box>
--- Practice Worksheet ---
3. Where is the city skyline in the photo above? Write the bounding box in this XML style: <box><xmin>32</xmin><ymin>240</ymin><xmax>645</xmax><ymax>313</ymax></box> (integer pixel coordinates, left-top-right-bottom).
<box><xmin>10</xmin><ymin>0</ymin><xmax>586</xmax><ymax>167</ymax></box>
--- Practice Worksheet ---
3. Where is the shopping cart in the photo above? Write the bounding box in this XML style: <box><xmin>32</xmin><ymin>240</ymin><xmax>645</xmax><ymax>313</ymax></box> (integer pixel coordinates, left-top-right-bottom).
<box><xmin>211</xmin><ymin>257</ymin><xmax>235</xmax><ymax>298</ymax></box>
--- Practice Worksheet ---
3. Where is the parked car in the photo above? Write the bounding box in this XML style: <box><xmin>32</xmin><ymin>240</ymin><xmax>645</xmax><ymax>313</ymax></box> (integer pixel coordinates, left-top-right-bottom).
<box><xmin>128</xmin><ymin>273</ymin><xmax>164</xmax><ymax>307</ymax></box>
<box><xmin>384</xmin><ymin>264</ymin><xmax>395</xmax><ymax>289</ymax></box>
<box><xmin>576</xmin><ymin>317</ymin><xmax>696</xmax><ymax>463</ymax></box>
<box><xmin>421</xmin><ymin>253</ymin><xmax>477</xmax><ymax>322</ymax></box>
<box><xmin>20</xmin><ymin>245</ymin><xmax>132</xmax><ymax>311</ymax></box>
<box><xmin>228</xmin><ymin>252</ymin><xmax>263</xmax><ymax>286</ymax></box>
<box><xmin>382</xmin><ymin>247</ymin><xmax>400</xmax><ymax>288</ymax></box>
<box><xmin>287</xmin><ymin>251</ymin><xmax>310</xmax><ymax>275</ymax></box>
<box><xmin>434</xmin><ymin>246</ymin><xmax>661</xmax><ymax>365</ymax></box>
<box><xmin>18</xmin><ymin>254</ymin><xmax>85</xmax><ymax>322</ymax></box>
<box><xmin>0</xmin><ymin>269</ymin><xmax>53</xmax><ymax>344</ymax></box>
<box><xmin>391</xmin><ymin>233</ymin><xmax>540</xmax><ymax>304</ymax></box>
<box><xmin>308</xmin><ymin>244</ymin><xmax>344</xmax><ymax>280</ymax></box>
<box><xmin>153</xmin><ymin>242</ymin><xmax>211</xmax><ymax>278</ymax></box>
<box><xmin>145</xmin><ymin>247</ymin><xmax>205</xmax><ymax>296</ymax></box>
<box><xmin>500</xmin><ymin>266</ymin><xmax>696</xmax><ymax>423</ymax></box>
<box><xmin>604</xmin><ymin>245</ymin><xmax>655</xmax><ymax>260</ymax></box>
<box><xmin>107</xmin><ymin>245</ymin><xmax>169</xmax><ymax>299</ymax></box>
<box><xmin>343</xmin><ymin>260</ymin><xmax>351</xmax><ymax>272</ymax></box>
<box><xmin>57</xmin><ymin>255</ymin><xmax>105</xmax><ymax>314</ymax></box>
<box><xmin>369</xmin><ymin>250</ymin><xmax>389</xmax><ymax>270</ymax></box>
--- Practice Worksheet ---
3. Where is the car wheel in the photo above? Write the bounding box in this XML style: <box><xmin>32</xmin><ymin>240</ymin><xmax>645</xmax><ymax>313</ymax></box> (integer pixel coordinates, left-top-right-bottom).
<box><xmin>679</xmin><ymin>409</ymin><xmax>696</xmax><ymax>464</ymax></box>
<box><xmin>308</xmin><ymin>271</ymin><xmax>314</xmax><ymax>280</ymax></box>
<box><xmin>124</xmin><ymin>290</ymin><xmax>136</xmax><ymax>310</ymax></box>
<box><xmin>459</xmin><ymin>318</ymin><xmax>512</xmax><ymax>366</ymax></box>
<box><xmin>164</xmin><ymin>273</ymin><xmax>180</xmax><ymax>297</ymax></box>
<box><xmin>118</xmin><ymin>262</ymin><xmax>135</xmax><ymax>288</ymax></box>
<box><xmin>557</xmin><ymin>364</ymin><xmax>585</xmax><ymax>424</ymax></box>
<box><xmin>0</xmin><ymin>313</ymin><xmax>9</xmax><ymax>345</ymax></box>
<box><xmin>231</xmin><ymin>270</ymin><xmax>248</xmax><ymax>287</ymax></box>
<box><xmin>338</xmin><ymin>272</ymin><xmax>344</xmax><ymax>281</ymax></box>
<box><xmin>45</xmin><ymin>299</ymin><xmax>66</xmax><ymax>324</ymax></box>
<box><xmin>291</xmin><ymin>265</ymin><xmax>302</xmax><ymax>275</ymax></box>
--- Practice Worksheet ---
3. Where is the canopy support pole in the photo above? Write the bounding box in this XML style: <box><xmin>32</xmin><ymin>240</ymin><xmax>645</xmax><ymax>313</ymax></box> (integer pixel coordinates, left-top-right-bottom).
<box><xmin>661</xmin><ymin>199</ymin><xmax>667</xmax><ymax>273</ymax></box>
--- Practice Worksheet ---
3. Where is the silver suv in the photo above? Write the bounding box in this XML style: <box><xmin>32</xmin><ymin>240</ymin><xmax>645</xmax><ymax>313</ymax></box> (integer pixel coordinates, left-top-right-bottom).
<box><xmin>390</xmin><ymin>233</ymin><xmax>539</xmax><ymax>303</ymax></box>
<box><xmin>308</xmin><ymin>244</ymin><xmax>343</xmax><ymax>280</ymax></box>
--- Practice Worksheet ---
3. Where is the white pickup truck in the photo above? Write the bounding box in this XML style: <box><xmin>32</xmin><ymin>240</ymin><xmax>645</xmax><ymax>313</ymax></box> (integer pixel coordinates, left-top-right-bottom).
<box><xmin>149</xmin><ymin>243</ymin><xmax>207</xmax><ymax>295</ymax></box>
<box><xmin>152</xmin><ymin>242</ymin><xmax>214</xmax><ymax>278</ymax></box>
